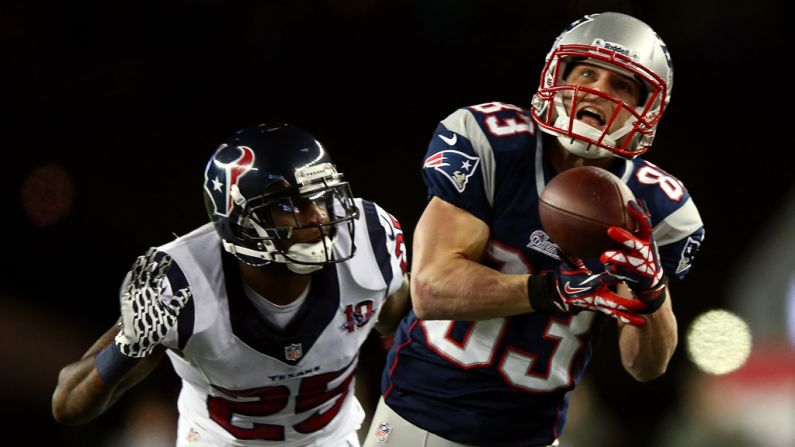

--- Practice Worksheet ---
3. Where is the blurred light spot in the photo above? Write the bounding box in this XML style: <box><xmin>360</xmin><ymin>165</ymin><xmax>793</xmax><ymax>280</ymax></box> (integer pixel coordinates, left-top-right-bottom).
<box><xmin>20</xmin><ymin>163</ymin><xmax>74</xmax><ymax>226</ymax></box>
<box><xmin>686</xmin><ymin>309</ymin><xmax>752</xmax><ymax>375</ymax></box>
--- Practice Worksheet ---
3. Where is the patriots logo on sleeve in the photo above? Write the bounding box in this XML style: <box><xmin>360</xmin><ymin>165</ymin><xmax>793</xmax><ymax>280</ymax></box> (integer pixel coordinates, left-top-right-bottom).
<box><xmin>675</xmin><ymin>233</ymin><xmax>703</xmax><ymax>274</ymax></box>
<box><xmin>423</xmin><ymin>150</ymin><xmax>480</xmax><ymax>193</ymax></box>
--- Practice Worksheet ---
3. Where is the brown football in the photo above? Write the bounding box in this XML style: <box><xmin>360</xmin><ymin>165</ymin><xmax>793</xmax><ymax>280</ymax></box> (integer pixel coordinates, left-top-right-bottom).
<box><xmin>538</xmin><ymin>166</ymin><xmax>637</xmax><ymax>260</ymax></box>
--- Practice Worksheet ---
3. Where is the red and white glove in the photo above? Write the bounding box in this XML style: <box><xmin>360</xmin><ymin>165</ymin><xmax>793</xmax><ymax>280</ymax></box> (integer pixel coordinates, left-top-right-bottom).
<box><xmin>528</xmin><ymin>257</ymin><xmax>647</xmax><ymax>326</ymax></box>
<box><xmin>600</xmin><ymin>200</ymin><xmax>666</xmax><ymax>313</ymax></box>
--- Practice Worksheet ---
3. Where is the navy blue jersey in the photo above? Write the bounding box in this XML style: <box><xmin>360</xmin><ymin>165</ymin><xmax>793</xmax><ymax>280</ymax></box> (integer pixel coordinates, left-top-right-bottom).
<box><xmin>382</xmin><ymin>102</ymin><xmax>705</xmax><ymax>446</ymax></box>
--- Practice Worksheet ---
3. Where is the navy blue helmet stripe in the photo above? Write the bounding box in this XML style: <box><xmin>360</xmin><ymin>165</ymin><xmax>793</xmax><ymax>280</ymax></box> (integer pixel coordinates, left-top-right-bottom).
<box><xmin>362</xmin><ymin>200</ymin><xmax>393</xmax><ymax>289</ymax></box>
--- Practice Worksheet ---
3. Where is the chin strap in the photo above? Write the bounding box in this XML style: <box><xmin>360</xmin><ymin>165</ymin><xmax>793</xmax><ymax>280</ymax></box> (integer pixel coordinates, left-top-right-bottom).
<box><xmin>550</xmin><ymin>118</ymin><xmax>615</xmax><ymax>159</ymax></box>
<box><xmin>221</xmin><ymin>240</ymin><xmax>279</xmax><ymax>266</ymax></box>
<box><xmin>286</xmin><ymin>262</ymin><xmax>323</xmax><ymax>274</ymax></box>
<box><xmin>285</xmin><ymin>237</ymin><xmax>335</xmax><ymax>274</ymax></box>
<box><xmin>222</xmin><ymin>236</ymin><xmax>335</xmax><ymax>273</ymax></box>
<box><xmin>548</xmin><ymin>94</ymin><xmax>641</xmax><ymax>159</ymax></box>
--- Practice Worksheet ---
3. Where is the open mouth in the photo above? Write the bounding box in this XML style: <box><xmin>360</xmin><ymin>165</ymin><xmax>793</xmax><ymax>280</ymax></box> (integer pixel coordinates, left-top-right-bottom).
<box><xmin>576</xmin><ymin>107</ymin><xmax>606</xmax><ymax>129</ymax></box>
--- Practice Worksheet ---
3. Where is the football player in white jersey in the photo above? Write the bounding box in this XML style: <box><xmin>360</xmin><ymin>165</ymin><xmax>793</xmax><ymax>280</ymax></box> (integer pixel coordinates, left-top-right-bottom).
<box><xmin>52</xmin><ymin>123</ymin><xmax>410</xmax><ymax>447</ymax></box>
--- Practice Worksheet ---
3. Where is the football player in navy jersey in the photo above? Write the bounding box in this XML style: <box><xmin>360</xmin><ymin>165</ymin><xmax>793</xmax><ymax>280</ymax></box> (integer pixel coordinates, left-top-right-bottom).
<box><xmin>52</xmin><ymin>123</ymin><xmax>410</xmax><ymax>447</ymax></box>
<box><xmin>365</xmin><ymin>12</ymin><xmax>704</xmax><ymax>447</ymax></box>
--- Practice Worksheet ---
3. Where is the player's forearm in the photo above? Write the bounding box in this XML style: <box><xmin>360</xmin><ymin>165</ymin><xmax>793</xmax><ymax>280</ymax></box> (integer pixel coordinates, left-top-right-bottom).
<box><xmin>52</xmin><ymin>356</ymin><xmax>120</xmax><ymax>425</ymax></box>
<box><xmin>52</xmin><ymin>325</ymin><xmax>162</xmax><ymax>425</ymax></box>
<box><xmin>618</xmin><ymin>290</ymin><xmax>678</xmax><ymax>381</ymax></box>
<box><xmin>411</xmin><ymin>257</ymin><xmax>531</xmax><ymax>320</ymax></box>
<box><xmin>375</xmin><ymin>274</ymin><xmax>411</xmax><ymax>335</ymax></box>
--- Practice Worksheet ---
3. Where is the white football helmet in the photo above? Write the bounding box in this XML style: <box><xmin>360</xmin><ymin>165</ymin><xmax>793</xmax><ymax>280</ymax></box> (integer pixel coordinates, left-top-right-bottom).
<box><xmin>531</xmin><ymin>12</ymin><xmax>673</xmax><ymax>159</ymax></box>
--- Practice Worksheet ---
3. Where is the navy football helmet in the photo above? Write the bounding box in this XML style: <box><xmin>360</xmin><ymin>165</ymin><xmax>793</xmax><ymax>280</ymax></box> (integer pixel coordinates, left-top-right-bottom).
<box><xmin>531</xmin><ymin>12</ymin><xmax>673</xmax><ymax>159</ymax></box>
<box><xmin>203</xmin><ymin>123</ymin><xmax>358</xmax><ymax>272</ymax></box>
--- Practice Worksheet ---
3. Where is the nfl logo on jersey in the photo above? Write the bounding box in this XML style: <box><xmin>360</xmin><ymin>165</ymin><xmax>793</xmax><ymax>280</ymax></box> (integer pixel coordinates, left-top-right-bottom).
<box><xmin>374</xmin><ymin>422</ymin><xmax>392</xmax><ymax>442</ymax></box>
<box><xmin>284</xmin><ymin>343</ymin><xmax>303</xmax><ymax>361</ymax></box>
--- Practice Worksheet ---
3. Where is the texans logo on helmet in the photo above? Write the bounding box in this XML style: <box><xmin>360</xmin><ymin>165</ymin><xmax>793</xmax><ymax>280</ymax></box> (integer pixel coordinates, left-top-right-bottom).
<box><xmin>423</xmin><ymin>150</ymin><xmax>480</xmax><ymax>193</ymax></box>
<box><xmin>204</xmin><ymin>145</ymin><xmax>256</xmax><ymax>217</ymax></box>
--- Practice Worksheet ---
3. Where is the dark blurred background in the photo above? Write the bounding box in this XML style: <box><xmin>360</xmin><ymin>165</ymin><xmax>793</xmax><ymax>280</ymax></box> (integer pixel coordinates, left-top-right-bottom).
<box><xmin>2</xmin><ymin>1</ymin><xmax>792</xmax><ymax>446</ymax></box>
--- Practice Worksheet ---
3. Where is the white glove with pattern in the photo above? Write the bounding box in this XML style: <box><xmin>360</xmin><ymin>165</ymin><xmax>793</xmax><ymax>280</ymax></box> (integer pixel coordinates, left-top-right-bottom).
<box><xmin>114</xmin><ymin>248</ymin><xmax>190</xmax><ymax>358</ymax></box>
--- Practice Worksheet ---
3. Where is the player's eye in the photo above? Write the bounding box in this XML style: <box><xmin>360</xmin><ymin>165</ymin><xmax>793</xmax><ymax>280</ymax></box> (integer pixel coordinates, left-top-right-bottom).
<box><xmin>275</xmin><ymin>202</ymin><xmax>296</xmax><ymax>214</ymax></box>
<box><xmin>612</xmin><ymin>79</ymin><xmax>641</xmax><ymax>105</ymax></box>
<box><xmin>615</xmin><ymin>80</ymin><xmax>631</xmax><ymax>93</ymax></box>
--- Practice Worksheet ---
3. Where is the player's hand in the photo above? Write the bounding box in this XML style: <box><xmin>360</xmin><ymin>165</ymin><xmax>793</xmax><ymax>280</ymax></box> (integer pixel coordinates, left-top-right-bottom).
<box><xmin>552</xmin><ymin>257</ymin><xmax>647</xmax><ymax>326</ymax></box>
<box><xmin>600</xmin><ymin>200</ymin><xmax>666</xmax><ymax>312</ymax></box>
<box><xmin>114</xmin><ymin>248</ymin><xmax>190</xmax><ymax>358</ymax></box>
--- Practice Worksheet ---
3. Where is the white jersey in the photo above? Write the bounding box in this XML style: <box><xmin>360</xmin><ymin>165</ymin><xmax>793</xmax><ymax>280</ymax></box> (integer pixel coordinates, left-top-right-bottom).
<box><xmin>154</xmin><ymin>199</ymin><xmax>406</xmax><ymax>447</ymax></box>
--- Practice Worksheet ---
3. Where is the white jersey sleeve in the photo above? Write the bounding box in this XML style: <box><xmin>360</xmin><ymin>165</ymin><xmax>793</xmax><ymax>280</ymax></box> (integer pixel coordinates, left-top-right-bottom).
<box><xmin>357</xmin><ymin>199</ymin><xmax>407</xmax><ymax>297</ymax></box>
